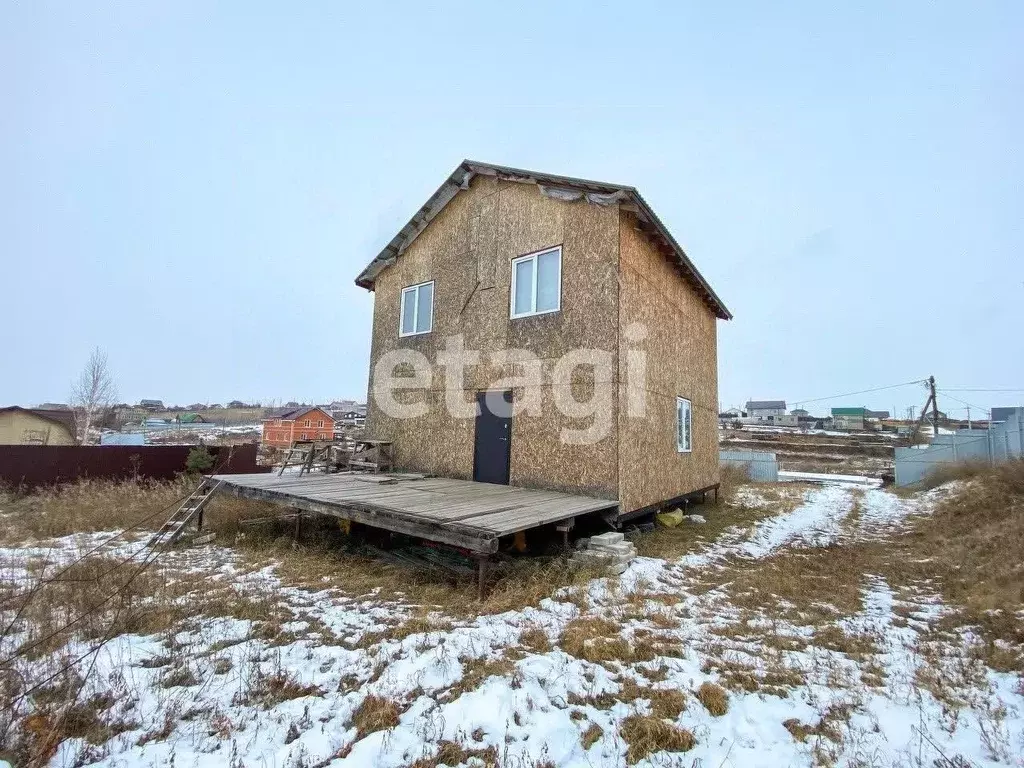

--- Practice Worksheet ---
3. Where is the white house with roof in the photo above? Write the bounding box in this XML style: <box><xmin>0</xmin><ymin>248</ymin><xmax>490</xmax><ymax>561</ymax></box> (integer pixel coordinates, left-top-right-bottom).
<box><xmin>745</xmin><ymin>400</ymin><xmax>787</xmax><ymax>423</ymax></box>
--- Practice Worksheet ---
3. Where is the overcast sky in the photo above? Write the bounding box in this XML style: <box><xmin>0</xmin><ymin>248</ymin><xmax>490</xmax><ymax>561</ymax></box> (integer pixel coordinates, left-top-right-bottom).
<box><xmin>2</xmin><ymin>2</ymin><xmax>1021</xmax><ymax>417</ymax></box>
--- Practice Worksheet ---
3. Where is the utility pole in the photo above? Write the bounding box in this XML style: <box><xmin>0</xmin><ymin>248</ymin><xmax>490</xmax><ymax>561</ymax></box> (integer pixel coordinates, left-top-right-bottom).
<box><xmin>967</xmin><ymin>406</ymin><xmax>971</xmax><ymax>430</ymax></box>
<box><xmin>908</xmin><ymin>378</ymin><xmax>937</xmax><ymax>445</ymax></box>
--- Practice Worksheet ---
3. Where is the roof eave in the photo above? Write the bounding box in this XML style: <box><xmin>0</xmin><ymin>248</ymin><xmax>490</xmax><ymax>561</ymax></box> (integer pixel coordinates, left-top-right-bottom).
<box><xmin>354</xmin><ymin>160</ymin><xmax>732</xmax><ymax>321</ymax></box>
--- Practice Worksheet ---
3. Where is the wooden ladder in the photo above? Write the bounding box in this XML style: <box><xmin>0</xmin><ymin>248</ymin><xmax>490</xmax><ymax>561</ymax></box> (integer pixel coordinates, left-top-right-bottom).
<box><xmin>149</xmin><ymin>477</ymin><xmax>221</xmax><ymax>547</ymax></box>
<box><xmin>278</xmin><ymin>441</ymin><xmax>333</xmax><ymax>477</ymax></box>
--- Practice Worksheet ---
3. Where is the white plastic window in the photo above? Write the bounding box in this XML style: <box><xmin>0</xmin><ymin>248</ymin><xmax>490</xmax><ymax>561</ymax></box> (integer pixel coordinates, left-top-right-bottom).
<box><xmin>511</xmin><ymin>247</ymin><xmax>561</xmax><ymax>318</ymax></box>
<box><xmin>676</xmin><ymin>397</ymin><xmax>692</xmax><ymax>453</ymax></box>
<box><xmin>400</xmin><ymin>281</ymin><xmax>434</xmax><ymax>336</ymax></box>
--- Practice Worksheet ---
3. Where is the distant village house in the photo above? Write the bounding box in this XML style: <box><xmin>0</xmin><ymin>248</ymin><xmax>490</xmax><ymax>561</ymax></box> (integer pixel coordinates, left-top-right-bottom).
<box><xmin>831</xmin><ymin>407</ymin><xmax>866</xmax><ymax>431</ymax></box>
<box><xmin>745</xmin><ymin>400</ymin><xmax>788</xmax><ymax>424</ymax></box>
<box><xmin>262</xmin><ymin>407</ymin><xmax>335</xmax><ymax>448</ymax></box>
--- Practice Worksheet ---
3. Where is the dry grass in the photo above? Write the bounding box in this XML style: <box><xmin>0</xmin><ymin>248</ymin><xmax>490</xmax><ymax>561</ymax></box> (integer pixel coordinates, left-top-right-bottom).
<box><xmin>0</xmin><ymin>476</ymin><xmax>284</xmax><ymax>546</ymax></box>
<box><xmin>702</xmin><ymin>649</ymin><xmax>805</xmax><ymax>697</ymax></box>
<box><xmin>160</xmin><ymin>664</ymin><xmax>199</xmax><ymax>689</ymax></box>
<box><xmin>1</xmin><ymin>554</ymin><xmax>183</xmax><ymax>659</ymax></box>
<box><xmin>633</xmin><ymin>479</ymin><xmax>813</xmax><ymax>560</ymax></box>
<box><xmin>567</xmin><ymin>690</ymin><xmax>618</xmax><ymax>709</ymax></box>
<box><xmin>617</xmin><ymin>679</ymin><xmax>687</xmax><ymax>718</ymax></box>
<box><xmin>812</xmin><ymin>625</ymin><xmax>879</xmax><ymax>660</ymax></box>
<box><xmin>235</xmin><ymin>667</ymin><xmax>322</xmax><ymax>709</ymax></box>
<box><xmin>351</xmin><ymin>694</ymin><xmax>402</xmax><ymax>739</ymax></box>
<box><xmin>580</xmin><ymin>722</ymin><xmax>603</xmax><ymax>749</ymax></box>
<box><xmin>259</xmin><ymin>545</ymin><xmax>605</xmax><ymax>617</ymax></box>
<box><xmin>917</xmin><ymin>459</ymin><xmax>992</xmax><ymax>491</ymax></box>
<box><xmin>2</xmin><ymin>479</ymin><xmax>609</xmax><ymax>623</ymax></box>
<box><xmin>13</xmin><ymin>691</ymin><xmax>130</xmax><ymax>766</ymax></box>
<box><xmin>717</xmin><ymin>463</ymin><xmax>750</xmax><ymax>499</ymax></box>
<box><xmin>556</xmin><ymin>617</ymin><xmax>682</xmax><ymax>667</ymax></box>
<box><xmin>711</xmin><ymin>544</ymin><xmax>871</xmax><ymax>625</ymax></box>
<box><xmin>441</xmin><ymin>657</ymin><xmax>517</xmax><ymax>702</ymax></box>
<box><xmin>354</xmin><ymin>613</ymin><xmax>454</xmax><ymax>649</ymax></box>
<box><xmin>519</xmin><ymin>625</ymin><xmax>552</xmax><ymax>654</ymax></box>
<box><xmin>782</xmin><ymin>700</ymin><xmax>857</xmax><ymax>764</ymax></box>
<box><xmin>407</xmin><ymin>740</ymin><xmax>499</xmax><ymax>767</ymax></box>
<box><xmin>701</xmin><ymin>461</ymin><xmax>1024</xmax><ymax>679</ymax></box>
<box><xmin>0</xmin><ymin>478</ymin><xmax>195</xmax><ymax>542</ymax></box>
<box><xmin>695</xmin><ymin>681</ymin><xmax>729</xmax><ymax>716</ymax></box>
<box><xmin>559</xmin><ymin>617</ymin><xmax>630</xmax><ymax>664</ymax></box>
<box><xmin>618</xmin><ymin>714</ymin><xmax>695</xmax><ymax>764</ymax></box>
<box><xmin>904</xmin><ymin>460</ymin><xmax>1024</xmax><ymax>627</ymax></box>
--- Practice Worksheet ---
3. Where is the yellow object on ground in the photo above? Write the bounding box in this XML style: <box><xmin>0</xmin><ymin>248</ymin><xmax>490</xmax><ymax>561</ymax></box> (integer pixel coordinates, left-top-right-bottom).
<box><xmin>338</xmin><ymin>519</ymin><xmax>351</xmax><ymax>535</ymax></box>
<box><xmin>656</xmin><ymin>509</ymin><xmax>683</xmax><ymax>528</ymax></box>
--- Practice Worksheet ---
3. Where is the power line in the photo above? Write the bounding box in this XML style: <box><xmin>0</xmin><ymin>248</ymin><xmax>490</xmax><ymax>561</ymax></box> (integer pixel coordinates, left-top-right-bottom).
<box><xmin>940</xmin><ymin>388</ymin><xmax>1024</xmax><ymax>393</ymax></box>
<box><xmin>789</xmin><ymin>379</ymin><xmax>927</xmax><ymax>407</ymax></box>
<box><xmin>937</xmin><ymin>390</ymin><xmax>991</xmax><ymax>414</ymax></box>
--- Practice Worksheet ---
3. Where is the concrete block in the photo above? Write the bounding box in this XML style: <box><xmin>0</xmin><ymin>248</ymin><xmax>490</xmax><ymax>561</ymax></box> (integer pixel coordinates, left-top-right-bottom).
<box><xmin>588</xmin><ymin>541</ymin><xmax>634</xmax><ymax>556</ymax></box>
<box><xmin>590</xmin><ymin>532</ymin><xmax>624</xmax><ymax>546</ymax></box>
<box><xmin>570</xmin><ymin>555</ymin><xmax>630</xmax><ymax>575</ymax></box>
<box><xmin>574</xmin><ymin>551</ymin><xmax>632</xmax><ymax>567</ymax></box>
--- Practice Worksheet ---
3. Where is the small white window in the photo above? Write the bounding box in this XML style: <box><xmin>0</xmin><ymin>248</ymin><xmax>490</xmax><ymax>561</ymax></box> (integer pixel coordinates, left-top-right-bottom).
<box><xmin>301</xmin><ymin>432</ymin><xmax>307</xmax><ymax>440</ymax></box>
<box><xmin>400</xmin><ymin>281</ymin><xmax>434</xmax><ymax>336</ymax></box>
<box><xmin>676</xmin><ymin>397</ymin><xmax>692</xmax><ymax>453</ymax></box>
<box><xmin>511</xmin><ymin>246</ymin><xmax>561</xmax><ymax>318</ymax></box>
<box><xmin>304</xmin><ymin>419</ymin><xmax>311</xmax><ymax>428</ymax></box>
<box><xmin>318</xmin><ymin>420</ymin><xmax>324</xmax><ymax>428</ymax></box>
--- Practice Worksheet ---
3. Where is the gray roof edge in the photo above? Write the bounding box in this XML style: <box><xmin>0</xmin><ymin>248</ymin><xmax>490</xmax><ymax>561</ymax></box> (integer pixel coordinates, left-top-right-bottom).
<box><xmin>354</xmin><ymin>159</ymin><xmax>732</xmax><ymax>320</ymax></box>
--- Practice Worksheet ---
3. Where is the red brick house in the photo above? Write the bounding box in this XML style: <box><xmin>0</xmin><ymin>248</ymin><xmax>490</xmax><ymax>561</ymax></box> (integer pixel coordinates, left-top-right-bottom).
<box><xmin>261</xmin><ymin>407</ymin><xmax>334</xmax><ymax>448</ymax></box>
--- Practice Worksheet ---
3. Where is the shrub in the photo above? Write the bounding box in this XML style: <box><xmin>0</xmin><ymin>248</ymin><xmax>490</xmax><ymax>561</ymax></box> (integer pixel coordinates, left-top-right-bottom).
<box><xmin>185</xmin><ymin>445</ymin><xmax>214</xmax><ymax>474</ymax></box>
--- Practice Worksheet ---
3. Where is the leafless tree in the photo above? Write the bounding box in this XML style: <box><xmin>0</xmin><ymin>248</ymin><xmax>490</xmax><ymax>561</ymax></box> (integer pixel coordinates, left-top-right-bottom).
<box><xmin>69</xmin><ymin>348</ymin><xmax>117</xmax><ymax>445</ymax></box>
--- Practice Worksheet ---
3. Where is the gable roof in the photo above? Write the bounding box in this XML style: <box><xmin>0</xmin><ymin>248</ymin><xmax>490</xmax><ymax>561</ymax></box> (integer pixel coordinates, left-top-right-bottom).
<box><xmin>354</xmin><ymin>160</ymin><xmax>732</xmax><ymax>320</ymax></box>
<box><xmin>263</xmin><ymin>406</ymin><xmax>332</xmax><ymax>422</ymax></box>
<box><xmin>832</xmin><ymin>407</ymin><xmax>867</xmax><ymax>416</ymax></box>
<box><xmin>0</xmin><ymin>406</ymin><xmax>76</xmax><ymax>435</ymax></box>
<box><xmin>746</xmin><ymin>400</ymin><xmax>786</xmax><ymax>410</ymax></box>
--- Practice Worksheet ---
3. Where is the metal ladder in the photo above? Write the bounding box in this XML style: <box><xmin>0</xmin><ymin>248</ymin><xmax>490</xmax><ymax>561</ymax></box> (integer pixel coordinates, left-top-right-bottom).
<box><xmin>149</xmin><ymin>477</ymin><xmax>221</xmax><ymax>547</ymax></box>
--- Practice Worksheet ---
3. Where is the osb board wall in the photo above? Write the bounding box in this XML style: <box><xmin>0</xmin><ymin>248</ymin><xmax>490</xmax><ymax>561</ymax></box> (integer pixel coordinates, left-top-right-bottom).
<box><xmin>617</xmin><ymin>211</ymin><xmax>720</xmax><ymax>513</ymax></box>
<box><xmin>365</xmin><ymin>176</ymin><xmax>621</xmax><ymax>500</ymax></box>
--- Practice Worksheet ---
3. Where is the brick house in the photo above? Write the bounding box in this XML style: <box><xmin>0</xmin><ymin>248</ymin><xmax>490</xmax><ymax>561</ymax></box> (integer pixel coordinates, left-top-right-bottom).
<box><xmin>261</xmin><ymin>407</ymin><xmax>334</xmax><ymax>448</ymax></box>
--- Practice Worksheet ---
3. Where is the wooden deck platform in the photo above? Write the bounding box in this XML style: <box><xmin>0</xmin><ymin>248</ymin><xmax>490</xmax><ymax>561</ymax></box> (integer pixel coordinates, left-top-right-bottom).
<box><xmin>211</xmin><ymin>472</ymin><xmax>619</xmax><ymax>554</ymax></box>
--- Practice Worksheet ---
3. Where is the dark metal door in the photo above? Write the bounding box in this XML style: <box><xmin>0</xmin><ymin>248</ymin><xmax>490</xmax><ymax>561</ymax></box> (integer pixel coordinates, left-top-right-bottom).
<box><xmin>473</xmin><ymin>390</ymin><xmax>512</xmax><ymax>485</ymax></box>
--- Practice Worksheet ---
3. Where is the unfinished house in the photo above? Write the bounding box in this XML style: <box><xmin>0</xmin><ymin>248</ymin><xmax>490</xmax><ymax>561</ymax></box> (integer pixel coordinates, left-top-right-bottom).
<box><xmin>356</xmin><ymin>160</ymin><xmax>731</xmax><ymax>519</ymax></box>
<box><xmin>209</xmin><ymin>161</ymin><xmax>731</xmax><ymax>586</ymax></box>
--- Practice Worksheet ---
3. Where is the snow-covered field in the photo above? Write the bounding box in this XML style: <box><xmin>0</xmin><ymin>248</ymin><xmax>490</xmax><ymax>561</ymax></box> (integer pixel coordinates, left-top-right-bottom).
<box><xmin>1</xmin><ymin>480</ymin><xmax>1021</xmax><ymax>767</ymax></box>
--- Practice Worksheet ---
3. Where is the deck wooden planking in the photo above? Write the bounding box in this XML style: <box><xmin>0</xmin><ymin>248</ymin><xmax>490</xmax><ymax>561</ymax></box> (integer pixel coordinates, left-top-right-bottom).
<box><xmin>211</xmin><ymin>472</ymin><xmax>618</xmax><ymax>553</ymax></box>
